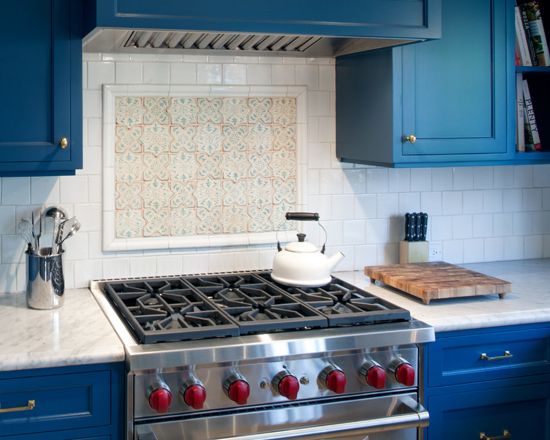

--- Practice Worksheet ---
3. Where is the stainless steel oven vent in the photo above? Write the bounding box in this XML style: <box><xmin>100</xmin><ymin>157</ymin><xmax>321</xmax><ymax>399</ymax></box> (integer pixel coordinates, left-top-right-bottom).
<box><xmin>124</xmin><ymin>30</ymin><xmax>323</xmax><ymax>53</ymax></box>
<box><xmin>83</xmin><ymin>29</ymin><xmax>412</xmax><ymax>57</ymax></box>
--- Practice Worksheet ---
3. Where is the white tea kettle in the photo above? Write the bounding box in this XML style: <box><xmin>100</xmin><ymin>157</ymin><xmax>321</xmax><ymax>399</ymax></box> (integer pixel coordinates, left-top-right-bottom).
<box><xmin>272</xmin><ymin>212</ymin><xmax>344</xmax><ymax>287</ymax></box>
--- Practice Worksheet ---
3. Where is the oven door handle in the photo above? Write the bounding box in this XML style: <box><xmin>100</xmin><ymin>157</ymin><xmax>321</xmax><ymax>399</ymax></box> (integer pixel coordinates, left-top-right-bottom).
<box><xmin>137</xmin><ymin>396</ymin><xmax>429</xmax><ymax>440</ymax></box>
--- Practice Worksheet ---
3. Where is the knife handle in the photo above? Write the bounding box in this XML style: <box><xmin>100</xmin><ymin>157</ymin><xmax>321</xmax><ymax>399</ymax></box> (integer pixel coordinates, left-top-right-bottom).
<box><xmin>405</xmin><ymin>213</ymin><xmax>411</xmax><ymax>241</ymax></box>
<box><xmin>421</xmin><ymin>213</ymin><xmax>428</xmax><ymax>241</ymax></box>
<box><xmin>410</xmin><ymin>213</ymin><xmax>417</xmax><ymax>241</ymax></box>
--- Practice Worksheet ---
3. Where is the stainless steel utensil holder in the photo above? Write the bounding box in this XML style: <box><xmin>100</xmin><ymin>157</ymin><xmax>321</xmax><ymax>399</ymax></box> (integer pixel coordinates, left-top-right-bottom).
<box><xmin>26</xmin><ymin>251</ymin><xmax>64</xmax><ymax>310</ymax></box>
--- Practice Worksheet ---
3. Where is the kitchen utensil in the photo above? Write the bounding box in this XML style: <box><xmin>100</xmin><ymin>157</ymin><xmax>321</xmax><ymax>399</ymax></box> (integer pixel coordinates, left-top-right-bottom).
<box><xmin>420</xmin><ymin>213</ymin><xmax>428</xmax><ymax>241</ymax></box>
<box><xmin>43</xmin><ymin>206</ymin><xmax>68</xmax><ymax>254</ymax></box>
<box><xmin>365</xmin><ymin>262</ymin><xmax>511</xmax><ymax>304</ymax></box>
<box><xmin>56</xmin><ymin>217</ymin><xmax>81</xmax><ymax>253</ymax></box>
<box><xmin>404</xmin><ymin>213</ymin><xmax>412</xmax><ymax>241</ymax></box>
<box><xmin>409</xmin><ymin>213</ymin><xmax>417</xmax><ymax>241</ymax></box>
<box><xmin>18</xmin><ymin>218</ymin><xmax>34</xmax><ymax>250</ymax></box>
<box><xmin>26</xmin><ymin>250</ymin><xmax>64</xmax><ymax>310</ymax></box>
<box><xmin>271</xmin><ymin>212</ymin><xmax>344</xmax><ymax>287</ymax></box>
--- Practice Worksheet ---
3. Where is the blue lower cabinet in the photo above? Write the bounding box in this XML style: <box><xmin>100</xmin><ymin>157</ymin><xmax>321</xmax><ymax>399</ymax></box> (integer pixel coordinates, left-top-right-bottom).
<box><xmin>0</xmin><ymin>0</ymin><xmax>82</xmax><ymax>176</ymax></box>
<box><xmin>336</xmin><ymin>0</ymin><xmax>517</xmax><ymax>167</ymax></box>
<box><xmin>0</xmin><ymin>363</ymin><xmax>124</xmax><ymax>439</ymax></box>
<box><xmin>425</xmin><ymin>377</ymin><xmax>550</xmax><ymax>439</ymax></box>
<box><xmin>424</xmin><ymin>323</ymin><xmax>550</xmax><ymax>439</ymax></box>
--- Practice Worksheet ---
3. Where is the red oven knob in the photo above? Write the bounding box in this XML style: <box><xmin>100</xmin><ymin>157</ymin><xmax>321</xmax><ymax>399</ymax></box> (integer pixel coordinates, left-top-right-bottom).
<box><xmin>395</xmin><ymin>362</ymin><xmax>415</xmax><ymax>386</ymax></box>
<box><xmin>320</xmin><ymin>367</ymin><xmax>346</xmax><ymax>394</ymax></box>
<box><xmin>366</xmin><ymin>366</ymin><xmax>387</xmax><ymax>389</ymax></box>
<box><xmin>227</xmin><ymin>379</ymin><xmax>250</xmax><ymax>405</ymax></box>
<box><xmin>182</xmin><ymin>384</ymin><xmax>207</xmax><ymax>410</ymax></box>
<box><xmin>273</xmin><ymin>371</ymin><xmax>299</xmax><ymax>400</ymax></box>
<box><xmin>148</xmin><ymin>386</ymin><xmax>172</xmax><ymax>413</ymax></box>
<box><xmin>360</xmin><ymin>361</ymin><xmax>386</xmax><ymax>389</ymax></box>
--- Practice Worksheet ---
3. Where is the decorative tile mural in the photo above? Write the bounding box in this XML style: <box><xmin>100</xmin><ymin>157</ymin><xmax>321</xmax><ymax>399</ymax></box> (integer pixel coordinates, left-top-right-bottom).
<box><xmin>103</xmin><ymin>85</ymin><xmax>306</xmax><ymax>250</ymax></box>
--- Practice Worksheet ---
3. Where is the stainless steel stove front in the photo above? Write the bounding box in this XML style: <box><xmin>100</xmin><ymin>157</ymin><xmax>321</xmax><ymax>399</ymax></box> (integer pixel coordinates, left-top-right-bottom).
<box><xmin>90</xmin><ymin>280</ymin><xmax>434</xmax><ymax>440</ymax></box>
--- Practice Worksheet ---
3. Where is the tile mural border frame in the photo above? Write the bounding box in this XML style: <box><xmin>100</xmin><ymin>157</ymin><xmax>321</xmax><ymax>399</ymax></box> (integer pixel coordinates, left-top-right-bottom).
<box><xmin>102</xmin><ymin>84</ymin><xmax>307</xmax><ymax>251</ymax></box>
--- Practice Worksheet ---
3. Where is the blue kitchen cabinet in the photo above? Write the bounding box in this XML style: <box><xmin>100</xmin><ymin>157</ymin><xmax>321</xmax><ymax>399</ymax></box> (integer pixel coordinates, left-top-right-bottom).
<box><xmin>0</xmin><ymin>0</ymin><xmax>82</xmax><ymax>176</ymax></box>
<box><xmin>0</xmin><ymin>363</ymin><xmax>124</xmax><ymax>439</ymax></box>
<box><xmin>336</xmin><ymin>0</ymin><xmax>517</xmax><ymax>167</ymax></box>
<box><xmin>84</xmin><ymin>0</ymin><xmax>441</xmax><ymax>41</ymax></box>
<box><xmin>423</xmin><ymin>323</ymin><xmax>550</xmax><ymax>439</ymax></box>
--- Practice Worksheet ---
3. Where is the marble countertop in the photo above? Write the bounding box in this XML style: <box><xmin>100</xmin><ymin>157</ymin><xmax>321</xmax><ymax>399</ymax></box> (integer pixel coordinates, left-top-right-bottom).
<box><xmin>0</xmin><ymin>288</ymin><xmax>124</xmax><ymax>371</ymax></box>
<box><xmin>335</xmin><ymin>259</ymin><xmax>550</xmax><ymax>332</ymax></box>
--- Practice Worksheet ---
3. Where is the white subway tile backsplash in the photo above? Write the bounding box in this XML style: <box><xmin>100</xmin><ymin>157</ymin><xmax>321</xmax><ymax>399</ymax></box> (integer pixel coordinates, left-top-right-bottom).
<box><xmin>388</xmin><ymin>169</ymin><xmax>411</xmax><ymax>193</ymax></box>
<box><xmin>197</xmin><ymin>63</ymin><xmax>222</xmax><ymax>84</ymax></box>
<box><xmin>143</xmin><ymin>63</ymin><xmax>170</xmax><ymax>84</ymax></box>
<box><xmin>503</xmin><ymin>235</ymin><xmax>524</xmax><ymax>260</ymax></box>
<box><xmin>410</xmin><ymin>169</ymin><xmax>432</xmax><ymax>192</ymax></box>
<box><xmin>453</xmin><ymin>167</ymin><xmax>474</xmax><ymax>190</ymax></box>
<box><xmin>2</xmin><ymin>178</ymin><xmax>30</xmax><ymax>205</ymax></box>
<box><xmin>0</xmin><ymin>54</ymin><xmax>547</xmax><ymax>294</ymax></box>
<box><xmin>431</xmin><ymin>168</ymin><xmax>453</xmax><ymax>191</ymax></box>
<box><xmin>524</xmin><ymin>235</ymin><xmax>543</xmax><ymax>259</ymax></box>
<box><xmin>116</xmin><ymin>62</ymin><xmax>143</xmax><ymax>83</ymax></box>
<box><xmin>420</xmin><ymin>192</ymin><xmax>442</xmax><ymax>215</ymax></box>
<box><xmin>87</xmin><ymin>62</ymin><xmax>115</xmax><ymax>89</ymax></box>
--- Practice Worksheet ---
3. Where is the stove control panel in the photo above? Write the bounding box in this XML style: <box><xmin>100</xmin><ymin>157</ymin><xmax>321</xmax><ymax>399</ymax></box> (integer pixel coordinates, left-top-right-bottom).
<box><xmin>134</xmin><ymin>345</ymin><xmax>418</xmax><ymax>418</ymax></box>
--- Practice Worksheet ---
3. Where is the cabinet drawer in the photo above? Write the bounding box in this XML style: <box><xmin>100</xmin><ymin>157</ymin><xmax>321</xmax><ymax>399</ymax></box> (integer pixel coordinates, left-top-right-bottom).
<box><xmin>426</xmin><ymin>378</ymin><xmax>550</xmax><ymax>440</ymax></box>
<box><xmin>0</xmin><ymin>370</ymin><xmax>110</xmax><ymax>436</ymax></box>
<box><xmin>427</xmin><ymin>324</ymin><xmax>550</xmax><ymax>387</ymax></box>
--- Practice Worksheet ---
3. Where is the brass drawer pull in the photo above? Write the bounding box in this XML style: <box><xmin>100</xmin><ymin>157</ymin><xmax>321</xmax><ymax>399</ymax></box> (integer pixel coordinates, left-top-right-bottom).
<box><xmin>0</xmin><ymin>399</ymin><xmax>36</xmax><ymax>414</ymax></box>
<box><xmin>480</xmin><ymin>350</ymin><xmax>513</xmax><ymax>361</ymax></box>
<box><xmin>403</xmin><ymin>134</ymin><xmax>416</xmax><ymax>144</ymax></box>
<box><xmin>480</xmin><ymin>429</ymin><xmax>511</xmax><ymax>439</ymax></box>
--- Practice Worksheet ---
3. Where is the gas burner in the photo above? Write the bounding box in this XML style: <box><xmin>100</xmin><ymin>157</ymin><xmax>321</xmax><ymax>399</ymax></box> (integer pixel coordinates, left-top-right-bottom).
<box><xmin>102</xmin><ymin>271</ymin><xmax>410</xmax><ymax>344</ymax></box>
<box><xmin>185</xmin><ymin>275</ymin><xmax>326</xmax><ymax>333</ymax></box>
<box><xmin>104</xmin><ymin>279</ymin><xmax>239</xmax><ymax>344</ymax></box>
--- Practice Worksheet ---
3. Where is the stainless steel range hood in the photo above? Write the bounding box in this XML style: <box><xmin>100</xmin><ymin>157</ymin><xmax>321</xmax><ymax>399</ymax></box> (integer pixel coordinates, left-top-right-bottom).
<box><xmin>83</xmin><ymin>29</ymin><xmax>412</xmax><ymax>57</ymax></box>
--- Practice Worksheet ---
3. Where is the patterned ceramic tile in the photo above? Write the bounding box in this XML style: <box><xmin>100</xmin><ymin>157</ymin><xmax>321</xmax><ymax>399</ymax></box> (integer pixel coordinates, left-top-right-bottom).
<box><xmin>116</xmin><ymin>97</ymin><xmax>144</xmax><ymax>126</ymax></box>
<box><xmin>143</xmin><ymin>97</ymin><xmax>171</xmax><ymax>124</ymax></box>
<box><xmin>114</xmin><ymin>94</ymin><xmax>298</xmax><ymax>239</ymax></box>
<box><xmin>116</xmin><ymin>209</ymin><xmax>145</xmax><ymax>238</ymax></box>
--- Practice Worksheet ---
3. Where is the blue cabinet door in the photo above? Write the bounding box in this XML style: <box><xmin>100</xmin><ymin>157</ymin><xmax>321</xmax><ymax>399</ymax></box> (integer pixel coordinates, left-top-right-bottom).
<box><xmin>398</xmin><ymin>0</ymin><xmax>514</xmax><ymax>164</ymax></box>
<box><xmin>425</xmin><ymin>377</ymin><xmax>550</xmax><ymax>439</ymax></box>
<box><xmin>336</xmin><ymin>0</ymin><xmax>517</xmax><ymax>167</ymax></box>
<box><xmin>0</xmin><ymin>0</ymin><xmax>82</xmax><ymax>175</ymax></box>
<box><xmin>89</xmin><ymin>0</ymin><xmax>441</xmax><ymax>40</ymax></box>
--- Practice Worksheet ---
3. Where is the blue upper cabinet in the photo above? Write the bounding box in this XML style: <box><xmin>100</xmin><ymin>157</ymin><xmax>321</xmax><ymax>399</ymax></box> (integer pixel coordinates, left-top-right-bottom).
<box><xmin>336</xmin><ymin>0</ymin><xmax>516</xmax><ymax>167</ymax></box>
<box><xmin>85</xmin><ymin>0</ymin><xmax>441</xmax><ymax>40</ymax></box>
<box><xmin>0</xmin><ymin>0</ymin><xmax>82</xmax><ymax>176</ymax></box>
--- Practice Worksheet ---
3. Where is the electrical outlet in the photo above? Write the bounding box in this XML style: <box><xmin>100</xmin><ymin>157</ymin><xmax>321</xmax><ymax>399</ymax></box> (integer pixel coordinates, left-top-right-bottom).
<box><xmin>429</xmin><ymin>243</ymin><xmax>443</xmax><ymax>261</ymax></box>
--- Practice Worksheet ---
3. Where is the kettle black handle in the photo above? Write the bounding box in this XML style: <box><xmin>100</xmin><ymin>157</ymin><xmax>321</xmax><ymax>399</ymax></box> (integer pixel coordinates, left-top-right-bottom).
<box><xmin>285</xmin><ymin>212</ymin><xmax>320</xmax><ymax>221</ymax></box>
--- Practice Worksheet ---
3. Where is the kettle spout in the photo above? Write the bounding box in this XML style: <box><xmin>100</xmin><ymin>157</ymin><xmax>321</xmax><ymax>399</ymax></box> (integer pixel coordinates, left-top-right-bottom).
<box><xmin>327</xmin><ymin>251</ymin><xmax>345</xmax><ymax>272</ymax></box>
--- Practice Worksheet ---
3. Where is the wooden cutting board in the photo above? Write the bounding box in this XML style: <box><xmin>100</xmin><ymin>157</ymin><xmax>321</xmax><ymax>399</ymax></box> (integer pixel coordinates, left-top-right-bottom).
<box><xmin>364</xmin><ymin>262</ymin><xmax>511</xmax><ymax>304</ymax></box>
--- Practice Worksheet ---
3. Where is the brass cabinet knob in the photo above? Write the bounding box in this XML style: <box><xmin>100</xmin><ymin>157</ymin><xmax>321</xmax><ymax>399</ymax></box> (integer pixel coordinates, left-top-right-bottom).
<box><xmin>403</xmin><ymin>134</ymin><xmax>416</xmax><ymax>144</ymax></box>
<box><xmin>59</xmin><ymin>137</ymin><xmax>69</xmax><ymax>149</ymax></box>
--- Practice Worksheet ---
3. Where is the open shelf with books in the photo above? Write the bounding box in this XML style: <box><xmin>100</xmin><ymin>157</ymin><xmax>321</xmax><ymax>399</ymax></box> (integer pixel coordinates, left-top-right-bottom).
<box><xmin>515</xmin><ymin>0</ymin><xmax>550</xmax><ymax>163</ymax></box>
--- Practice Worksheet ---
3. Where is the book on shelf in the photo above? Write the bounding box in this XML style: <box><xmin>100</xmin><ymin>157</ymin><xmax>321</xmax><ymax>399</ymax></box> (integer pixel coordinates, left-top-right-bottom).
<box><xmin>522</xmin><ymin>78</ymin><xmax>542</xmax><ymax>151</ymax></box>
<box><xmin>516</xmin><ymin>5</ymin><xmax>533</xmax><ymax>65</ymax></box>
<box><xmin>521</xmin><ymin>1</ymin><xmax>550</xmax><ymax>66</ymax></box>
<box><xmin>516</xmin><ymin>73</ymin><xmax>525</xmax><ymax>151</ymax></box>
<box><xmin>519</xmin><ymin>2</ymin><xmax>539</xmax><ymax>65</ymax></box>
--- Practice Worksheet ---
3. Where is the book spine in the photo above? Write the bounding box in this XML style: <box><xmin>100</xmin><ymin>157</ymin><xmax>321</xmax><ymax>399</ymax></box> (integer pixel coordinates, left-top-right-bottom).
<box><xmin>520</xmin><ymin>4</ymin><xmax>539</xmax><ymax>65</ymax></box>
<box><xmin>516</xmin><ymin>73</ymin><xmax>525</xmax><ymax>152</ymax></box>
<box><xmin>524</xmin><ymin>1</ymin><xmax>550</xmax><ymax>66</ymax></box>
<box><xmin>522</xmin><ymin>79</ymin><xmax>542</xmax><ymax>151</ymax></box>
<box><xmin>516</xmin><ymin>6</ymin><xmax>533</xmax><ymax>65</ymax></box>
<box><xmin>524</xmin><ymin>107</ymin><xmax>535</xmax><ymax>151</ymax></box>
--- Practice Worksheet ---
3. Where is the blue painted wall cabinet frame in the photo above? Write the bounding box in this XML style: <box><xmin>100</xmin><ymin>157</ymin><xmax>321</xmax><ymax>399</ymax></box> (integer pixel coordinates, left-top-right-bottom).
<box><xmin>336</xmin><ymin>0</ymin><xmax>517</xmax><ymax>167</ymax></box>
<box><xmin>84</xmin><ymin>0</ymin><xmax>441</xmax><ymax>41</ymax></box>
<box><xmin>0</xmin><ymin>0</ymin><xmax>82</xmax><ymax>176</ymax></box>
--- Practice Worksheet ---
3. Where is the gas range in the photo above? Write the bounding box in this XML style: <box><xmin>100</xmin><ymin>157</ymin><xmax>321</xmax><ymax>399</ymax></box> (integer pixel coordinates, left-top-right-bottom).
<box><xmin>90</xmin><ymin>271</ymin><xmax>434</xmax><ymax>440</ymax></box>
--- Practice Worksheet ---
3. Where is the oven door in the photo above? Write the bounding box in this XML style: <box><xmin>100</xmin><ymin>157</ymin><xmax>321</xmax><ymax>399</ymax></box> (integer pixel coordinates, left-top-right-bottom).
<box><xmin>135</xmin><ymin>393</ymin><xmax>428</xmax><ymax>440</ymax></box>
